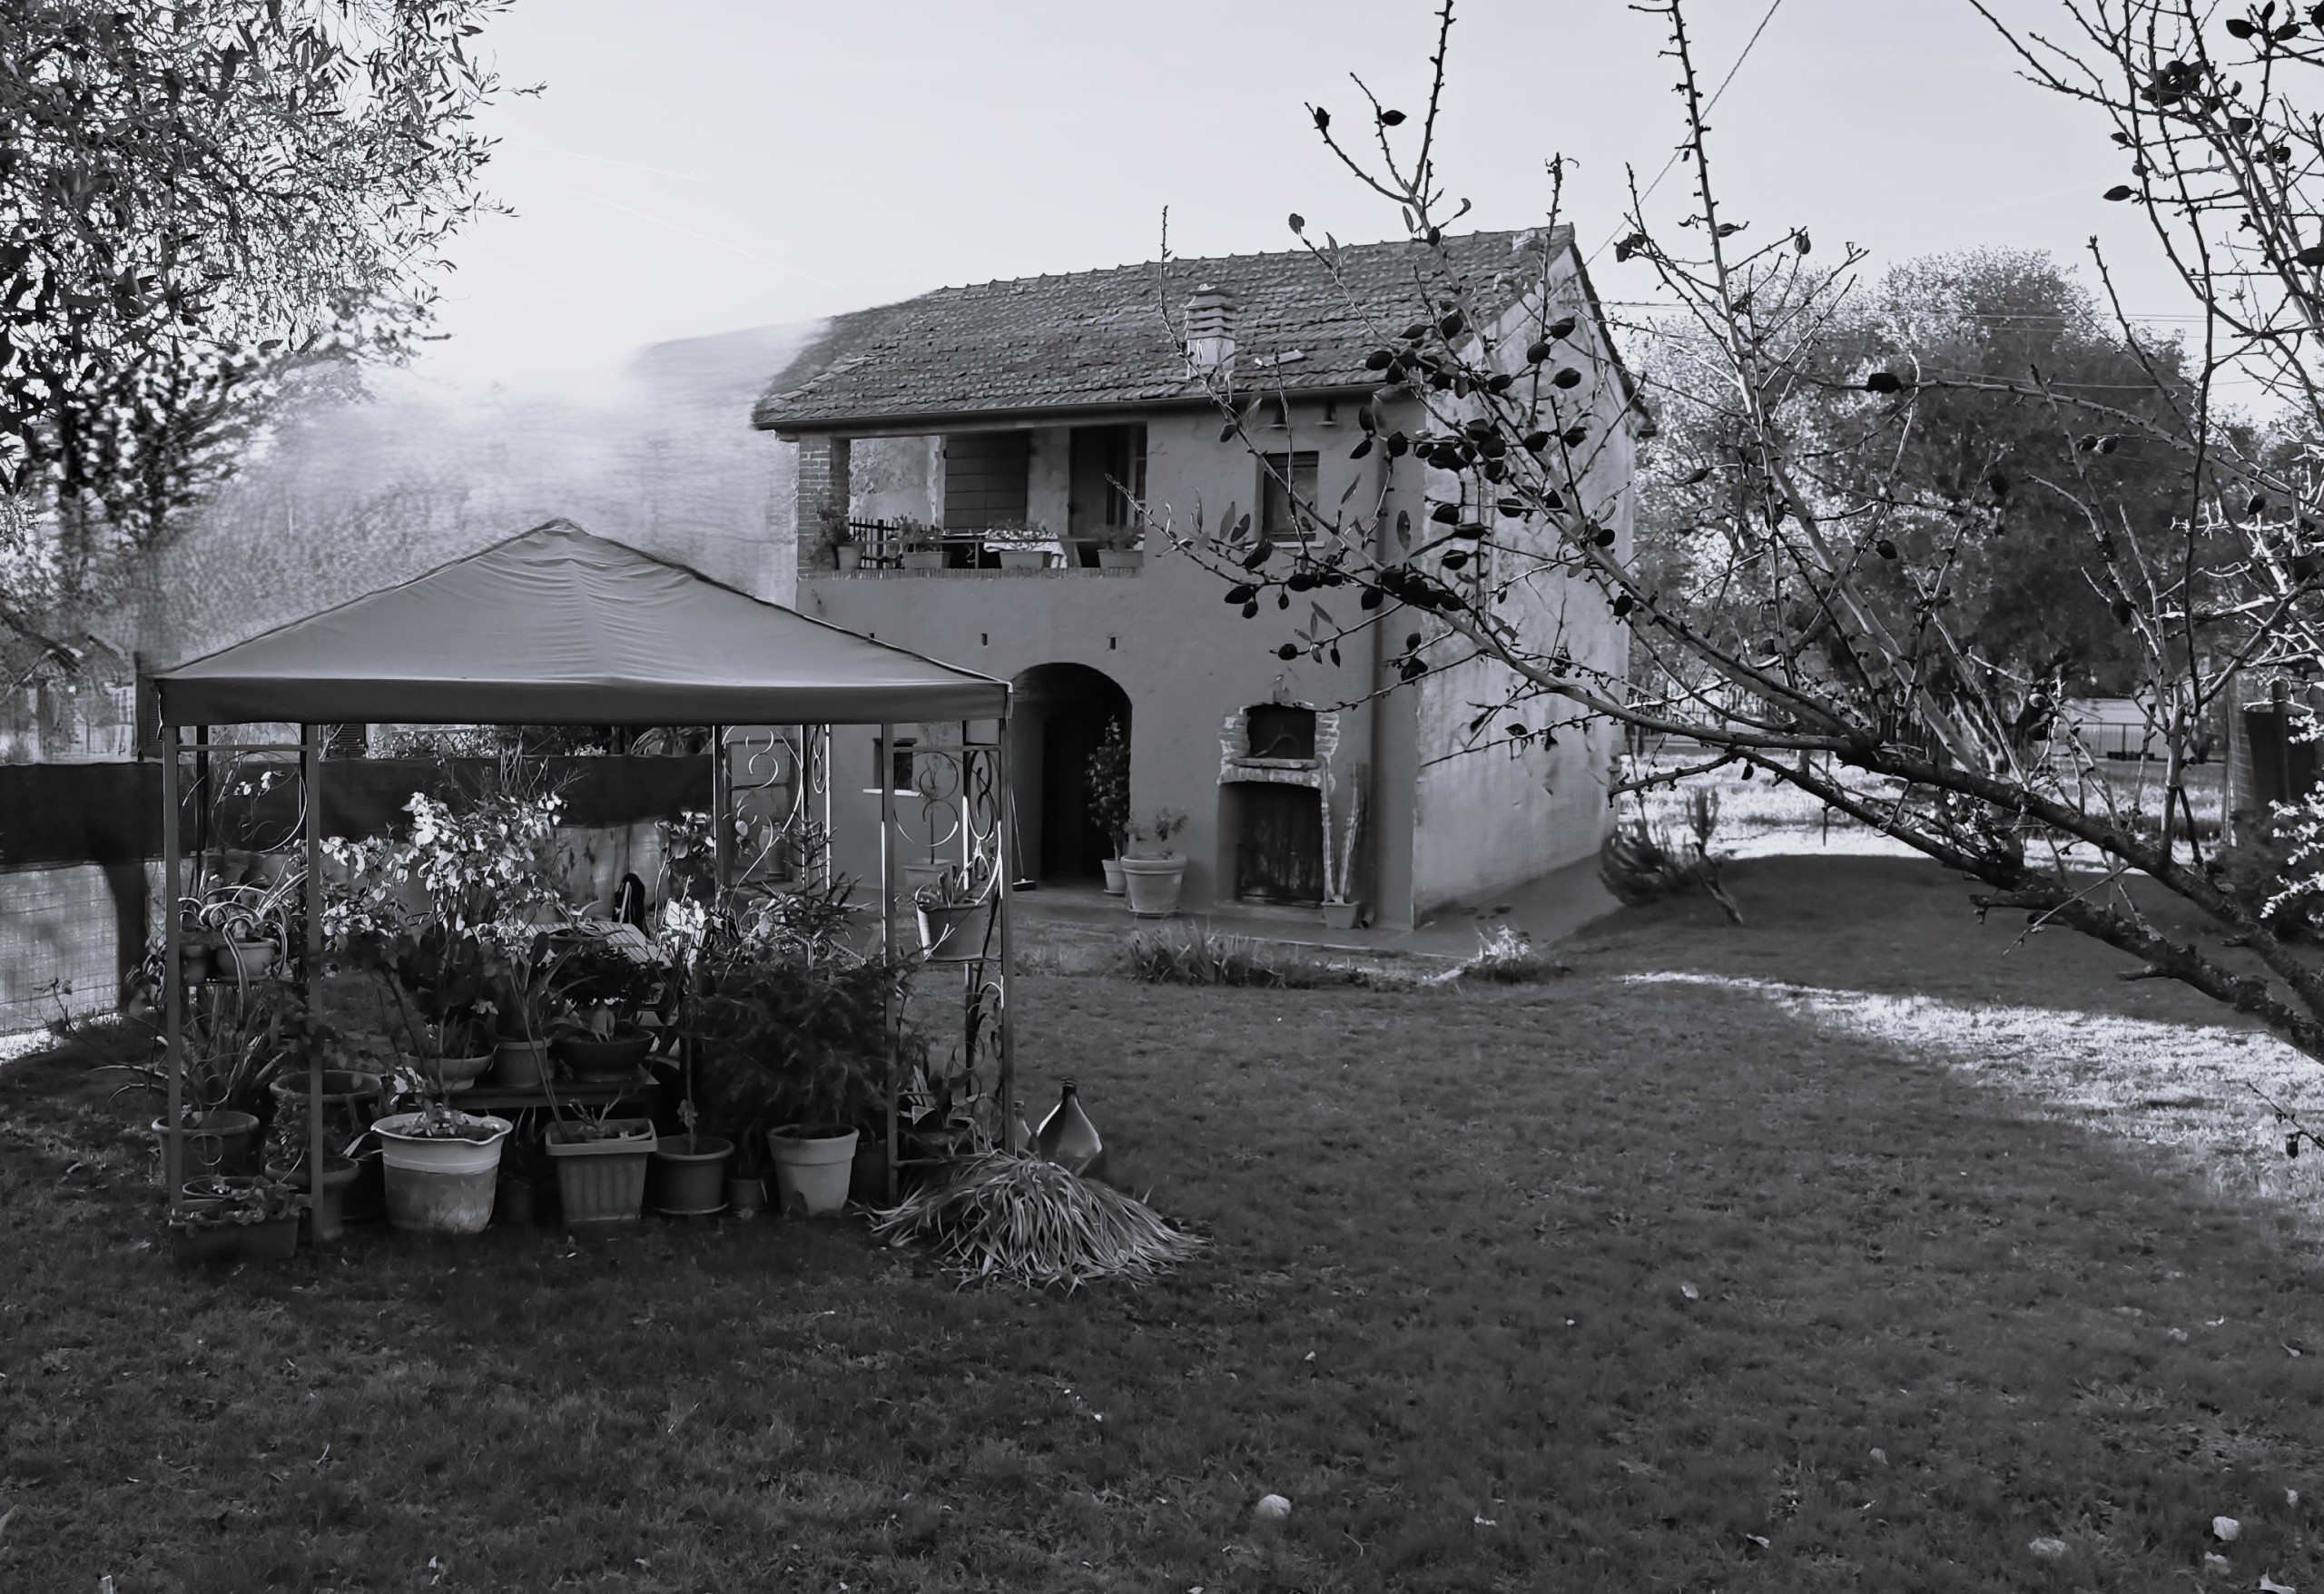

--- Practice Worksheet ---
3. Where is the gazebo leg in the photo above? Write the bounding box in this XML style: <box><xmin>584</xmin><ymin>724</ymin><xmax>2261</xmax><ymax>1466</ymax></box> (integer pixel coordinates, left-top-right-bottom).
<box><xmin>162</xmin><ymin>728</ymin><xmax>183</xmax><ymax>1211</ymax></box>
<box><xmin>996</xmin><ymin>714</ymin><xmax>1016</xmax><ymax>1152</ymax></box>
<box><xmin>303</xmin><ymin>724</ymin><xmax>326</xmax><ymax>1242</ymax></box>
<box><xmin>879</xmin><ymin>723</ymin><xmax>897</xmax><ymax>1200</ymax></box>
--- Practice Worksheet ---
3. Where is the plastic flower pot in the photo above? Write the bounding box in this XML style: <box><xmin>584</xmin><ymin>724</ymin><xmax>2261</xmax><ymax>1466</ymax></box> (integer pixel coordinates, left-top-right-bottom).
<box><xmin>491</xmin><ymin>1037</ymin><xmax>550</xmax><ymax>1088</ymax></box>
<box><xmin>370</xmin><ymin>1111</ymin><xmax>512</xmax><ymax>1236</ymax></box>
<box><xmin>1319</xmin><ymin>900</ymin><xmax>1362</xmax><ymax>931</ymax></box>
<box><xmin>212</xmin><ymin>940</ymin><xmax>278</xmax><ymax>981</ymax></box>
<box><xmin>555</xmin><ymin>1028</ymin><xmax>655</xmax><ymax>1083</ymax></box>
<box><xmin>916</xmin><ymin>902</ymin><xmax>993</xmax><ymax>961</ymax></box>
<box><xmin>266</xmin><ymin>1070</ymin><xmax>384</xmax><ymax>1155</ymax></box>
<box><xmin>766</xmin><ymin>1125</ymin><xmax>859</xmax><ymax>1216</ymax></box>
<box><xmin>152</xmin><ymin>1110</ymin><xmax>263</xmax><ymax>1179</ymax></box>
<box><xmin>727</xmin><ymin>1176</ymin><xmax>768</xmax><ymax>1216</ymax></box>
<box><xmin>1101</xmin><ymin>858</ymin><xmax>1126</xmax><ymax>896</ymax></box>
<box><xmin>647</xmin><ymin>1134</ymin><xmax>734</xmax><ymax>1216</ymax></box>
<box><xmin>544</xmin><ymin>1118</ymin><xmax>655</xmax><ymax>1225</ymax></box>
<box><xmin>1118</xmin><ymin>856</ymin><xmax>1188</xmax><ymax>918</ymax></box>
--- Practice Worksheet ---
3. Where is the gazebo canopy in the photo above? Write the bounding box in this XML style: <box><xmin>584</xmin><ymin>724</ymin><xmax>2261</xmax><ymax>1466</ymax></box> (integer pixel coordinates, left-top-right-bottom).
<box><xmin>154</xmin><ymin>520</ymin><xmax>1009</xmax><ymax>727</ymax></box>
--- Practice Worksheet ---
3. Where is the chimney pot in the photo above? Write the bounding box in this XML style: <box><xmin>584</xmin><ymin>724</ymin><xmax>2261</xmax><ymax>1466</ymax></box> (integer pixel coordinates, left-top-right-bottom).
<box><xmin>1186</xmin><ymin>283</ymin><xmax>1239</xmax><ymax>377</ymax></box>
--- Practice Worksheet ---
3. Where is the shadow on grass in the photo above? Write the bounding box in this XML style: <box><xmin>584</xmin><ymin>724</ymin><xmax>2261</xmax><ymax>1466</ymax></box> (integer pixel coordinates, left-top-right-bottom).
<box><xmin>6</xmin><ymin>969</ymin><xmax>2324</xmax><ymax>1589</ymax></box>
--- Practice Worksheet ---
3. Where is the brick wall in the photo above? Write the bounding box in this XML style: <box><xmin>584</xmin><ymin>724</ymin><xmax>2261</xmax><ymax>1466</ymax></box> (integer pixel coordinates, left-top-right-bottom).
<box><xmin>795</xmin><ymin>435</ymin><xmax>852</xmax><ymax>577</ymax></box>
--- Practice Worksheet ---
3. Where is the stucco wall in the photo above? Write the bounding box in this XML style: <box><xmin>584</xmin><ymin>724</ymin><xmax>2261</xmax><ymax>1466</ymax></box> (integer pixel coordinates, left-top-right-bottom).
<box><xmin>800</xmin><ymin>401</ymin><xmax>1393</xmax><ymax>920</ymax></box>
<box><xmin>1403</xmin><ymin>247</ymin><xmax>1637</xmax><ymax>914</ymax></box>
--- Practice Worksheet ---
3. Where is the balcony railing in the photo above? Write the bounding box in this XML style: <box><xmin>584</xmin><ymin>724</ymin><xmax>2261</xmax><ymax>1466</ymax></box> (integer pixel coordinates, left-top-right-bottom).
<box><xmin>835</xmin><ymin>519</ymin><xmax>1140</xmax><ymax>573</ymax></box>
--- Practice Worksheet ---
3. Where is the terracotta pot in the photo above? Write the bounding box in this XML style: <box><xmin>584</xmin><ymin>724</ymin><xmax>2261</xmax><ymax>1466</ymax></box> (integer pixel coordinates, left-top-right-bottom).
<box><xmin>834</xmin><ymin>544</ymin><xmax>863</xmax><ymax>573</ymax></box>
<box><xmin>995</xmin><ymin>548</ymin><xmax>1046</xmax><ymax>570</ymax></box>
<box><xmin>1118</xmin><ymin>856</ymin><xmax>1187</xmax><ymax>918</ymax></box>
<box><xmin>266</xmin><ymin>1156</ymin><xmax>359</xmax><ymax>1242</ymax></box>
<box><xmin>766</xmin><ymin>1125</ymin><xmax>858</xmax><ymax>1216</ymax></box>
<box><xmin>1097</xmin><ymin>548</ymin><xmax>1143</xmax><ymax>569</ymax></box>
<box><xmin>1319</xmin><ymin>900</ymin><xmax>1361</xmax><ymax>931</ymax></box>
<box><xmin>1101</xmin><ymin>858</ymin><xmax>1126</xmax><ymax>896</ymax></box>
<box><xmin>728</xmin><ymin>1176</ymin><xmax>768</xmax><ymax>1215</ymax></box>
<box><xmin>900</xmin><ymin>550</ymin><xmax>945</xmax><ymax>570</ymax></box>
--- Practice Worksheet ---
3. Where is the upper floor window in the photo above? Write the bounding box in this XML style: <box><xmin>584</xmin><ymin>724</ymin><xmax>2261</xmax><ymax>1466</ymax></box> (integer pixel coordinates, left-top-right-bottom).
<box><xmin>1259</xmin><ymin>451</ymin><xmax>1319</xmax><ymax>540</ymax></box>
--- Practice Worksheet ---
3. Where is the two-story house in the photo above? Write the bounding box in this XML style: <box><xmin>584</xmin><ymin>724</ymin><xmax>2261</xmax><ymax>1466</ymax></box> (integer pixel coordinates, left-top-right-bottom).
<box><xmin>752</xmin><ymin>228</ymin><xmax>1642</xmax><ymax>930</ymax></box>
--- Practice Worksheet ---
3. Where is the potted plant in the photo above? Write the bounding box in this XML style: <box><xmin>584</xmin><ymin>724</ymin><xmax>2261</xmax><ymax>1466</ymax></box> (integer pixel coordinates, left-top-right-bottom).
<box><xmin>984</xmin><ymin>520</ymin><xmax>1052</xmax><ymax>570</ymax></box>
<box><xmin>113</xmin><ymin>969</ymin><xmax>305</xmax><ymax>1181</ymax></box>
<box><xmin>1083</xmin><ymin>719</ymin><xmax>1132</xmax><ymax>895</ymax></box>
<box><xmin>1096</xmin><ymin>524</ymin><xmax>1144</xmax><ymax>570</ymax></box>
<box><xmin>1118</xmin><ymin>808</ymin><xmax>1189</xmax><ymax>918</ymax></box>
<box><xmin>551</xmin><ymin>931</ymin><xmax>673</xmax><ymax>1082</ymax></box>
<box><xmin>542</xmin><ymin>1100</ymin><xmax>656</xmax><ymax>1225</ymax></box>
<box><xmin>648</xmin><ymin>1099</ymin><xmax>734</xmax><ymax>1217</ymax></box>
<box><xmin>327</xmin><ymin>786</ymin><xmax>570</xmax><ymax>1097</ymax></box>
<box><xmin>688</xmin><ymin>910</ymin><xmax>909</xmax><ymax>1217</ymax></box>
<box><xmin>1320</xmin><ymin>778</ymin><xmax>1365</xmax><ymax>931</ymax></box>
<box><xmin>913</xmin><ymin>855</ymin><xmax>995</xmax><ymax>960</ymax></box>
<box><xmin>171</xmin><ymin>1175</ymin><xmax>304</xmax><ymax>1264</ymax></box>
<box><xmin>370</xmin><ymin>1099</ymin><xmax>515</xmax><ymax>1235</ymax></box>
<box><xmin>898</xmin><ymin>517</ymin><xmax>947</xmax><ymax>570</ymax></box>
<box><xmin>822</xmin><ymin>505</ymin><xmax>862</xmax><ymax>573</ymax></box>
<box><xmin>481</xmin><ymin>923</ymin><xmax>579</xmax><ymax>1087</ymax></box>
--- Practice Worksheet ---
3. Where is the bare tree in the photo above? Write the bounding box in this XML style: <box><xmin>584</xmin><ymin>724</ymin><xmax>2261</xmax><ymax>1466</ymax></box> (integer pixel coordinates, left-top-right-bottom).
<box><xmin>1167</xmin><ymin>0</ymin><xmax>2324</xmax><ymax>1059</ymax></box>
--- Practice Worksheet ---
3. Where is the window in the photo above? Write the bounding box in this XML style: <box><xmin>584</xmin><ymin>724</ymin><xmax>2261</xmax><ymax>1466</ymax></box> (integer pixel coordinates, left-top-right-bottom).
<box><xmin>1259</xmin><ymin>451</ymin><xmax>1319</xmax><ymax>540</ymax></box>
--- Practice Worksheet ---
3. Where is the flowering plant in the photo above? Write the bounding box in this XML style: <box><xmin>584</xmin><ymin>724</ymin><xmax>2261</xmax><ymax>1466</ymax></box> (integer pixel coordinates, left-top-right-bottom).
<box><xmin>325</xmin><ymin>788</ymin><xmax>571</xmax><ymax>1073</ymax></box>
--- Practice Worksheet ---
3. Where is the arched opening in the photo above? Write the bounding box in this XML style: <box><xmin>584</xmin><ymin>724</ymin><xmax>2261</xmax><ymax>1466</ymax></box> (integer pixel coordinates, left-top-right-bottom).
<box><xmin>1009</xmin><ymin>664</ymin><xmax>1131</xmax><ymax>884</ymax></box>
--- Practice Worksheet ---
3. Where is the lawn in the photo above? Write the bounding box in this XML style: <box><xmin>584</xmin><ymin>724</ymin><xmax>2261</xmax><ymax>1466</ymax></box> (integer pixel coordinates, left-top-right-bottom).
<box><xmin>10</xmin><ymin>857</ymin><xmax>2324</xmax><ymax>1590</ymax></box>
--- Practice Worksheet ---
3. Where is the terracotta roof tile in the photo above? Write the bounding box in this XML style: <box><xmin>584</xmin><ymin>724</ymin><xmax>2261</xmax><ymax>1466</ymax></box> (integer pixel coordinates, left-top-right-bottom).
<box><xmin>753</xmin><ymin>227</ymin><xmax>1574</xmax><ymax>433</ymax></box>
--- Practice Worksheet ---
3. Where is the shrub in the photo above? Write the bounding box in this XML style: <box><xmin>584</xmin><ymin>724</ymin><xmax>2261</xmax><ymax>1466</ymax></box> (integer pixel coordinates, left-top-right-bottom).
<box><xmin>1124</xmin><ymin>925</ymin><xmax>1352</xmax><ymax>989</ymax></box>
<box><xmin>1450</xmin><ymin>923</ymin><xmax>1563</xmax><ymax>984</ymax></box>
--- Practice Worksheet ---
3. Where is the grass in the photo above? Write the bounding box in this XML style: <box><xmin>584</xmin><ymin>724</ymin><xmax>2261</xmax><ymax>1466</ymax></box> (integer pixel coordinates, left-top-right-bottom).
<box><xmin>10</xmin><ymin>856</ymin><xmax>2324</xmax><ymax>1588</ymax></box>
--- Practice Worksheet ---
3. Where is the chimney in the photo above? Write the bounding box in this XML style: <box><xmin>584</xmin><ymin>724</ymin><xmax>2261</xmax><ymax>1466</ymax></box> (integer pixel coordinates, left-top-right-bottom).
<box><xmin>1185</xmin><ymin>284</ymin><xmax>1238</xmax><ymax>378</ymax></box>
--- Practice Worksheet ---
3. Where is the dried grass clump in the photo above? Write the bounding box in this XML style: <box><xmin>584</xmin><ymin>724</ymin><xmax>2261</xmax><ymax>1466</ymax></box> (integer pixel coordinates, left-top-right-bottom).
<box><xmin>870</xmin><ymin>1152</ymin><xmax>1206</xmax><ymax>1291</ymax></box>
<box><xmin>1126</xmin><ymin>924</ymin><xmax>1346</xmax><ymax>988</ymax></box>
<box><xmin>1451</xmin><ymin>923</ymin><xmax>1563</xmax><ymax>984</ymax></box>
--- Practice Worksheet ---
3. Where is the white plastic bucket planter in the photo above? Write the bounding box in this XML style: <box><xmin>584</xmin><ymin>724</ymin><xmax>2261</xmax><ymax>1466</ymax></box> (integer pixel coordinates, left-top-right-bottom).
<box><xmin>372</xmin><ymin>1112</ymin><xmax>511</xmax><ymax>1235</ymax></box>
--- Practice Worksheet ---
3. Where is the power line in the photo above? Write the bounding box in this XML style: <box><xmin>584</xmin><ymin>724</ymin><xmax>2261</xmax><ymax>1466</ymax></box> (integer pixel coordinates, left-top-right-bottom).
<box><xmin>1590</xmin><ymin>0</ymin><xmax>1787</xmax><ymax>265</ymax></box>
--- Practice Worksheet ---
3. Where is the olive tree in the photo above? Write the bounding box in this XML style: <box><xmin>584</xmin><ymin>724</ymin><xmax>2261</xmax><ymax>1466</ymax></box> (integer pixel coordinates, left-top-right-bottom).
<box><xmin>1</xmin><ymin>0</ymin><xmax>516</xmax><ymax>654</ymax></box>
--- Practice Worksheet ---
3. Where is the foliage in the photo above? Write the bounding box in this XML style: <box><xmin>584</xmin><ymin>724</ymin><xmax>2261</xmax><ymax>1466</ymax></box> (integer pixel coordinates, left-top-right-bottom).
<box><xmin>324</xmin><ymin>786</ymin><xmax>570</xmax><ymax>1063</ymax></box>
<box><xmin>911</xmin><ymin>853</ymin><xmax>994</xmax><ymax>910</ymax></box>
<box><xmin>1598</xmin><ymin>786</ymin><xmax>1743</xmax><ymax>924</ymax></box>
<box><xmin>869</xmin><ymin>1151</ymin><xmax>1205</xmax><ymax>1291</ymax></box>
<box><xmin>687</xmin><ymin>886</ymin><xmax>921</xmax><ymax>1136</ymax></box>
<box><xmin>1124</xmin><ymin>924</ymin><xmax>1357</xmax><ymax>989</ymax></box>
<box><xmin>105</xmin><ymin>977</ymin><xmax>319</xmax><ymax>1120</ymax></box>
<box><xmin>1</xmin><ymin>0</ymin><xmax>515</xmax><ymax>651</ymax></box>
<box><xmin>980</xmin><ymin>520</ymin><xmax>1050</xmax><ymax>548</ymax></box>
<box><xmin>1125</xmin><ymin>806</ymin><xmax>1185</xmax><ymax>859</ymax></box>
<box><xmin>1083</xmin><ymin>719</ymin><xmax>1132</xmax><ymax>854</ymax></box>
<box><xmin>167</xmin><ymin>1175</ymin><xmax>303</xmax><ymax>1232</ymax></box>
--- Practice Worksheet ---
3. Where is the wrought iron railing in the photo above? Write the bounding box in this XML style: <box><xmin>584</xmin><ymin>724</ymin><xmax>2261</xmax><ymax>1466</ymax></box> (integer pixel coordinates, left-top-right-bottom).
<box><xmin>838</xmin><ymin>519</ymin><xmax>1137</xmax><ymax>572</ymax></box>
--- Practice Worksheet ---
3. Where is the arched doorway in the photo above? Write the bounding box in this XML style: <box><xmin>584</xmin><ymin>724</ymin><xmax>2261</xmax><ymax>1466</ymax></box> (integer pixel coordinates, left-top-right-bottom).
<box><xmin>1009</xmin><ymin>664</ymin><xmax>1130</xmax><ymax>884</ymax></box>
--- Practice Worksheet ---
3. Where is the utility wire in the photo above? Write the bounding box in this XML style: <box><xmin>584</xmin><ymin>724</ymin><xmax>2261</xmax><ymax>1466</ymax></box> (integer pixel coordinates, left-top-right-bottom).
<box><xmin>1590</xmin><ymin>0</ymin><xmax>1787</xmax><ymax>265</ymax></box>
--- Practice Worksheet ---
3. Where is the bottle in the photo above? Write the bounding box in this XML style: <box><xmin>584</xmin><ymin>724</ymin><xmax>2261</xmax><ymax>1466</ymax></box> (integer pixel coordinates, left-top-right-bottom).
<box><xmin>1035</xmin><ymin>1079</ymin><xmax>1107</xmax><ymax>1182</ymax></box>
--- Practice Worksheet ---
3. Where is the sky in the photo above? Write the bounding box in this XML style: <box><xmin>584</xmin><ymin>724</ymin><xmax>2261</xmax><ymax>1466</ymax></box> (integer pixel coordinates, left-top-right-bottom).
<box><xmin>395</xmin><ymin>0</ymin><xmax>2171</xmax><ymax>402</ymax></box>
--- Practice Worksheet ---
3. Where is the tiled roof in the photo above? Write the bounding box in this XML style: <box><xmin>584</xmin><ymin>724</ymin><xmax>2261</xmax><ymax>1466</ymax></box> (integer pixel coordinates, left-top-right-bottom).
<box><xmin>753</xmin><ymin>227</ymin><xmax>1576</xmax><ymax>433</ymax></box>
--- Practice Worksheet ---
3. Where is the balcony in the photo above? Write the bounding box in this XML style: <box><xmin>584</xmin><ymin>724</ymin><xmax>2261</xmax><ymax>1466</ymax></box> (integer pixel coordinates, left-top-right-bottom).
<box><xmin>819</xmin><ymin>519</ymin><xmax>1144</xmax><ymax>577</ymax></box>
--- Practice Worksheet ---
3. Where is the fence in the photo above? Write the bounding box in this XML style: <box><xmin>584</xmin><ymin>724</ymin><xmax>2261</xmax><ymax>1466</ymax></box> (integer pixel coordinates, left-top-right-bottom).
<box><xmin>0</xmin><ymin>754</ymin><xmax>714</xmax><ymax>1037</ymax></box>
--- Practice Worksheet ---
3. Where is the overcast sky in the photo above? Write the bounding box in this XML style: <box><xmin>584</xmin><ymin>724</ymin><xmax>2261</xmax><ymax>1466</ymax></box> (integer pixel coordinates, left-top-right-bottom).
<box><xmin>396</xmin><ymin>0</ymin><xmax>2174</xmax><ymax>402</ymax></box>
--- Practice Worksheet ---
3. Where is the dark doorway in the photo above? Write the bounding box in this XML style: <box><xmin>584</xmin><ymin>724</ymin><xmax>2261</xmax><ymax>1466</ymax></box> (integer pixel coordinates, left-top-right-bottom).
<box><xmin>1010</xmin><ymin>664</ymin><xmax>1131</xmax><ymax>882</ymax></box>
<box><xmin>1234</xmin><ymin>783</ymin><xmax>1324</xmax><ymax>904</ymax></box>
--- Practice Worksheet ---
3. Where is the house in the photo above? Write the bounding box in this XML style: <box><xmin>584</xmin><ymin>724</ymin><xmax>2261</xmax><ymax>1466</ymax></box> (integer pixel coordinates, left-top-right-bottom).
<box><xmin>752</xmin><ymin>228</ymin><xmax>1644</xmax><ymax>930</ymax></box>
